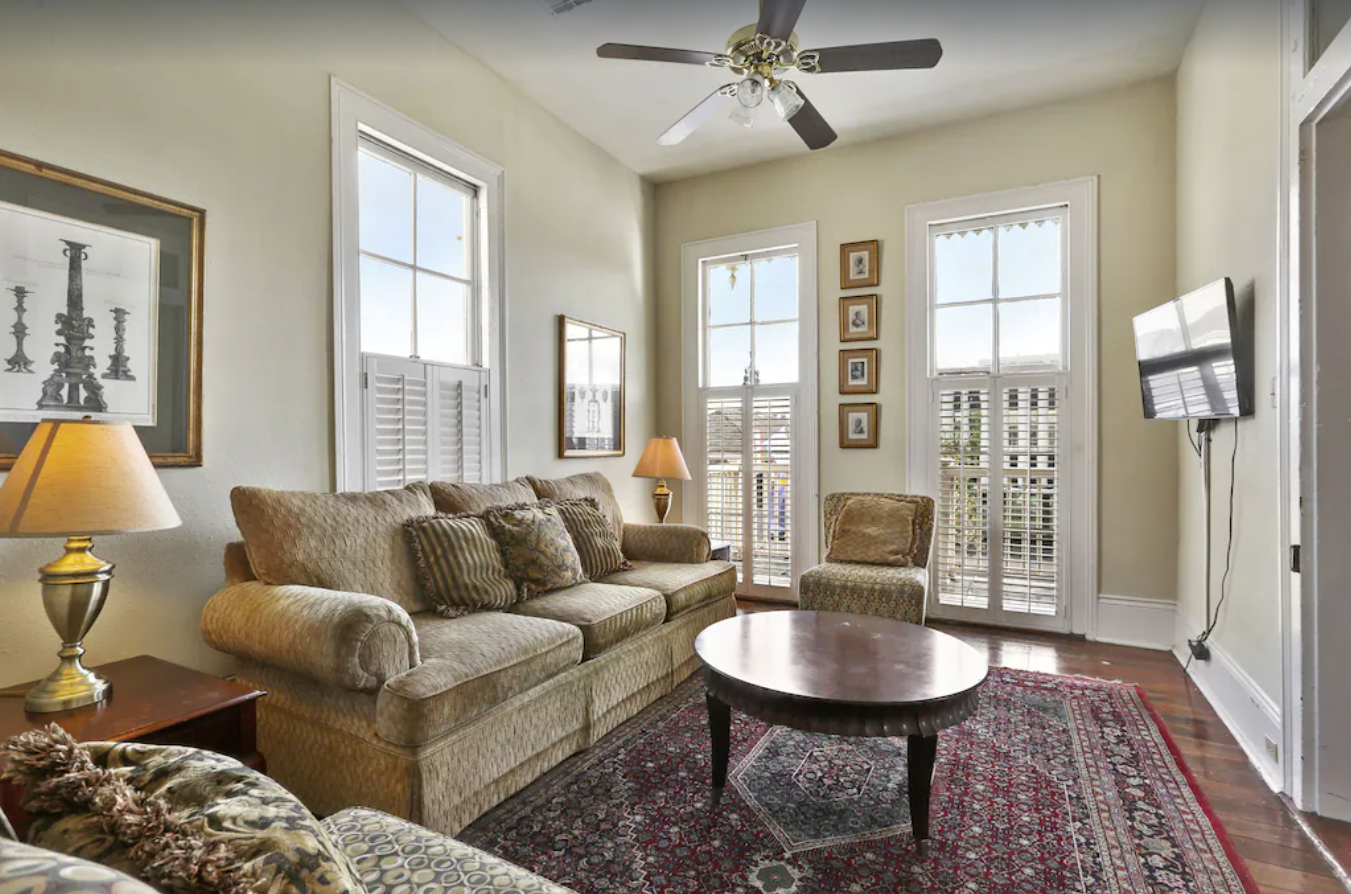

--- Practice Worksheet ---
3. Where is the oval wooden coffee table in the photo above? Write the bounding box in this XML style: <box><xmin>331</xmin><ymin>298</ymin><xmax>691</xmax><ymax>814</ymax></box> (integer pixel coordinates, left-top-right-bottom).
<box><xmin>694</xmin><ymin>610</ymin><xmax>989</xmax><ymax>853</ymax></box>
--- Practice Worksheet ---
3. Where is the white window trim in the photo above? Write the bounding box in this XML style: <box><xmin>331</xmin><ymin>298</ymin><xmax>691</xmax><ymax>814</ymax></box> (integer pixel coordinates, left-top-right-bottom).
<box><xmin>680</xmin><ymin>222</ymin><xmax>821</xmax><ymax>584</ymax></box>
<box><xmin>905</xmin><ymin>179</ymin><xmax>1098</xmax><ymax>635</ymax></box>
<box><xmin>331</xmin><ymin>77</ymin><xmax>507</xmax><ymax>491</ymax></box>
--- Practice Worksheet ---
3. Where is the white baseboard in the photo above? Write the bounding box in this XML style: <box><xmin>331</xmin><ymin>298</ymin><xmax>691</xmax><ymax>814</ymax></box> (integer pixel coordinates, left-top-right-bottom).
<box><xmin>1092</xmin><ymin>594</ymin><xmax>1176</xmax><ymax>651</ymax></box>
<box><xmin>1173</xmin><ymin>613</ymin><xmax>1283</xmax><ymax>791</ymax></box>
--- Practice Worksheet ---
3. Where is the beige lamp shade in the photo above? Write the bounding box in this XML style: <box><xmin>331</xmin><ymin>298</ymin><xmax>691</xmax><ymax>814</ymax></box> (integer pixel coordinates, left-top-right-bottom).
<box><xmin>633</xmin><ymin>437</ymin><xmax>692</xmax><ymax>481</ymax></box>
<box><xmin>0</xmin><ymin>419</ymin><xmax>181</xmax><ymax>537</ymax></box>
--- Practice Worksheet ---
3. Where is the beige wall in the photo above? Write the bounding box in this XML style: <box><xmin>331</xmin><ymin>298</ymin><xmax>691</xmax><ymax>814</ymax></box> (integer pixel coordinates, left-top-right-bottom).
<box><xmin>1174</xmin><ymin>0</ymin><xmax>1283</xmax><ymax>701</ymax></box>
<box><xmin>0</xmin><ymin>0</ymin><xmax>656</xmax><ymax>683</ymax></box>
<box><xmin>654</xmin><ymin>78</ymin><xmax>1180</xmax><ymax>604</ymax></box>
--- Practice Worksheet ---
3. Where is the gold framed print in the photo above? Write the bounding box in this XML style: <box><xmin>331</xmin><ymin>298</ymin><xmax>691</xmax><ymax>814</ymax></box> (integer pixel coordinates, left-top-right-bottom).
<box><xmin>839</xmin><ymin>402</ymin><xmax>879</xmax><ymax>448</ymax></box>
<box><xmin>840</xmin><ymin>239</ymin><xmax>880</xmax><ymax>289</ymax></box>
<box><xmin>559</xmin><ymin>315</ymin><xmax>626</xmax><ymax>457</ymax></box>
<box><xmin>839</xmin><ymin>294</ymin><xmax>878</xmax><ymax>342</ymax></box>
<box><xmin>840</xmin><ymin>348</ymin><xmax>878</xmax><ymax>394</ymax></box>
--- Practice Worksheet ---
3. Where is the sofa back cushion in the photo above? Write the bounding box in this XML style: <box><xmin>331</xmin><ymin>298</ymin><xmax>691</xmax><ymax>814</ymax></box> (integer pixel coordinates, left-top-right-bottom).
<box><xmin>231</xmin><ymin>483</ymin><xmax>434</xmax><ymax>612</ymax></box>
<box><xmin>430</xmin><ymin>479</ymin><xmax>537</xmax><ymax>516</ymax></box>
<box><xmin>553</xmin><ymin>498</ymin><xmax>630</xmax><ymax>580</ymax></box>
<box><xmin>405</xmin><ymin>514</ymin><xmax>519</xmax><ymax>617</ymax></box>
<box><xmin>484</xmin><ymin>502</ymin><xmax>587</xmax><ymax>599</ymax></box>
<box><xmin>525</xmin><ymin>473</ymin><xmax>623</xmax><ymax>542</ymax></box>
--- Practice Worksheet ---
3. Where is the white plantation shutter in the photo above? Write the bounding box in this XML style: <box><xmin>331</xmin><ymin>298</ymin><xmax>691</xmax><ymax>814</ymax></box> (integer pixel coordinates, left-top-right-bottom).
<box><xmin>1001</xmin><ymin>384</ymin><xmax>1060</xmax><ymax>615</ymax></box>
<box><xmin>705</xmin><ymin>396</ymin><xmax>745</xmax><ymax>581</ymax></box>
<box><xmin>364</xmin><ymin>356</ymin><xmax>489</xmax><ymax>490</ymax></box>
<box><xmin>937</xmin><ymin>388</ymin><xmax>991</xmax><ymax>610</ymax></box>
<box><xmin>750</xmin><ymin>395</ymin><xmax>793</xmax><ymax>588</ymax></box>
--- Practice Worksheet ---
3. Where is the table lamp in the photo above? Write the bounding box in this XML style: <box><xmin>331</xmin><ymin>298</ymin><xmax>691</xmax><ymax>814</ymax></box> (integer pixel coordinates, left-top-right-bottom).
<box><xmin>632</xmin><ymin>436</ymin><xmax>691</xmax><ymax>524</ymax></box>
<box><xmin>0</xmin><ymin>418</ymin><xmax>180</xmax><ymax>713</ymax></box>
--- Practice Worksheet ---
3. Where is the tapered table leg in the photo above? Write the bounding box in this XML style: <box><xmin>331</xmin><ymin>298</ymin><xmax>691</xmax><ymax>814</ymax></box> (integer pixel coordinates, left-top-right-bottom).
<box><xmin>907</xmin><ymin>733</ymin><xmax>939</xmax><ymax>854</ymax></box>
<box><xmin>707</xmin><ymin>692</ymin><xmax>732</xmax><ymax>790</ymax></box>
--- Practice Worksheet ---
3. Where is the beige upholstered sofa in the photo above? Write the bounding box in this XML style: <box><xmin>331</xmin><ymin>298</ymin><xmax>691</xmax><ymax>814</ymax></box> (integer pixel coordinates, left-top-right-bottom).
<box><xmin>201</xmin><ymin>472</ymin><xmax>736</xmax><ymax>837</ymax></box>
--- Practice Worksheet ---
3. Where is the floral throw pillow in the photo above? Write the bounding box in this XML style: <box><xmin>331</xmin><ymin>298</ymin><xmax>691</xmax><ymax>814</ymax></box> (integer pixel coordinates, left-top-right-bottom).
<box><xmin>483</xmin><ymin>502</ymin><xmax>587</xmax><ymax>599</ymax></box>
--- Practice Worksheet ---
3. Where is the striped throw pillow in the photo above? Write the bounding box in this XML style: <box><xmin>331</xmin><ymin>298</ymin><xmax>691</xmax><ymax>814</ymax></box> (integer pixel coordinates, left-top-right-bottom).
<box><xmin>554</xmin><ymin>498</ymin><xmax>630</xmax><ymax>580</ymax></box>
<box><xmin>405</xmin><ymin>515</ymin><xmax>518</xmax><ymax>617</ymax></box>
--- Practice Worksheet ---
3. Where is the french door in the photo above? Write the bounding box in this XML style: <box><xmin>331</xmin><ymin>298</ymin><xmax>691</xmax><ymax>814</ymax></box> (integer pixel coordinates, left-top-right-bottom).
<box><xmin>906</xmin><ymin>183</ymin><xmax>1097</xmax><ymax>634</ymax></box>
<box><xmin>683</xmin><ymin>225</ymin><xmax>818</xmax><ymax>603</ymax></box>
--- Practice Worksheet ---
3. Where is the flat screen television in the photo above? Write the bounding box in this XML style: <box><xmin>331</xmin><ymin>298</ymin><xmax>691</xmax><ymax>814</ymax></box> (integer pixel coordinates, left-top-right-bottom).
<box><xmin>1132</xmin><ymin>278</ymin><xmax>1253</xmax><ymax>420</ymax></box>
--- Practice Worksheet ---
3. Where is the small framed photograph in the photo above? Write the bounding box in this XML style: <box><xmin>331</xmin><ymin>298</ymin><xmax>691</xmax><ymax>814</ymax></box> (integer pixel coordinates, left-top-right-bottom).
<box><xmin>839</xmin><ymin>402</ymin><xmax>879</xmax><ymax>449</ymax></box>
<box><xmin>839</xmin><ymin>349</ymin><xmax>878</xmax><ymax>394</ymax></box>
<box><xmin>839</xmin><ymin>294</ymin><xmax>878</xmax><ymax>342</ymax></box>
<box><xmin>840</xmin><ymin>240</ymin><xmax>880</xmax><ymax>289</ymax></box>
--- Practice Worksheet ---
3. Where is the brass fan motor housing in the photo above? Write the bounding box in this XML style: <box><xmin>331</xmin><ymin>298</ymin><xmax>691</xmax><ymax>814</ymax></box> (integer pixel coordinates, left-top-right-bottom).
<box><xmin>719</xmin><ymin>23</ymin><xmax>802</xmax><ymax>82</ymax></box>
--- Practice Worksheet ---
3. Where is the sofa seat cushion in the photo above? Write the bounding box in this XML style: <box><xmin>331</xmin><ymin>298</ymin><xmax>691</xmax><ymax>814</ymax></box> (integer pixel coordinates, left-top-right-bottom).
<box><xmin>798</xmin><ymin>562</ymin><xmax>928</xmax><ymax>624</ymax></box>
<box><xmin>600</xmin><ymin>561</ymin><xmax>737</xmax><ymax>620</ymax></box>
<box><xmin>377</xmin><ymin>613</ymin><xmax>583</xmax><ymax>747</ymax></box>
<box><xmin>509</xmin><ymin>583</ymin><xmax>664</xmax><ymax>659</ymax></box>
<box><xmin>323</xmin><ymin>807</ymin><xmax>579</xmax><ymax>894</ymax></box>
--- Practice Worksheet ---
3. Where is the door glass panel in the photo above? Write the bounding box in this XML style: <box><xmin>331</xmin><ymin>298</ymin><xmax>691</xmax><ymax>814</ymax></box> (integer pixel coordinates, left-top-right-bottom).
<box><xmin>998</xmin><ymin>297</ymin><xmax>1062</xmax><ymax>371</ymax></box>
<box><xmin>360</xmin><ymin>256</ymin><xmax>413</xmax><ymax>357</ymax></box>
<box><xmin>755</xmin><ymin>322</ymin><xmax>799</xmax><ymax>384</ymax></box>
<box><xmin>708</xmin><ymin>262</ymin><xmax>751</xmax><ymax>326</ymax></box>
<box><xmin>751</xmin><ymin>396</ymin><xmax>793</xmax><ymax>587</ymax></box>
<box><xmin>937</xmin><ymin>388</ymin><xmax>991</xmax><ymax>610</ymax></box>
<box><xmin>935</xmin><ymin>304</ymin><xmax>993</xmax><ymax>374</ymax></box>
<box><xmin>709</xmin><ymin>325</ymin><xmax>752</xmax><ymax>387</ymax></box>
<box><xmin>358</xmin><ymin>152</ymin><xmax>413</xmax><ymax>264</ymax></box>
<box><xmin>935</xmin><ymin>228</ymin><xmax>993</xmax><ymax>304</ymax></box>
<box><xmin>753</xmin><ymin>256</ymin><xmax>798</xmax><ymax>321</ymax></box>
<box><xmin>705</xmin><ymin>397</ymin><xmax>745</xmax><ymax>582</ymax></box>
<box><xmin>1313</xmin><ymin>0</ymin><xmax>1351</xmax><ymax>68</ymax></box>
<box><xmin>998</xmin><ymin>219</ymin><xmax>1061</xmax><ymax>298</ymax></box>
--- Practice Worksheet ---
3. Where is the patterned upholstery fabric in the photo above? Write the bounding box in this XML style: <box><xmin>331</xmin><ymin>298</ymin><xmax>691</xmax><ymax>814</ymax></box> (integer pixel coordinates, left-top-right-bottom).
<box><xmin>823</xmin><ymin>492</ymin><xmax>935</xmax><ymax>568</ymax></box>
<box><xmin>202</xmin><ymin>580</ymin><xmax>418</xmax><ymax>693</ymax></box>
<box><xmin>223</xmin><ymin>541</ymin><xmax>256</xmax><ymax>585</ymax></box>
<box><xmin>323</xmin><ymin>807</ymin><xmax>578</xmax><ymax>894</ymax></box>
<box><xmin>798</xmin><ymin>562</ymin><xmax>929</xmax><ymax>624</ymax></box>
<box><xmin>405</xmin><ymin>514</ymin><xmax>518</xmax><ymax>617</ymax></box>
<box><xmin>0</xmin><ymin>838</ymin><xmax>158</xmax><ymax>894</ymax></box>
<box><xmin>20</xmin><ymin>741</ymin><xmax>362</xmax><ymax>894</ymax></box>
<box><xmin>510</xmin><ymin>583</ymin><xmax>665</xmax><ymax>659</ymax></box>
<box><xmin>600</xmin><ymin>561</ymin><xmax>737</xmax><ymax>619</ymax></box>
<box><xmin>525</xmin><ymin>473</ymin><xmax>624</xmax><ymax>542</ymax></box>
<box><xmin>430</xmin><ymin>479</ymin><xmax>537</xmax><ymax>516</ymax></box>
<box><xmin>553</xmin><ymin>498</ymin><xmax>630</xmax><ymax>580</ymax></box>
<box><xmin>231</xmin><ymin>482</ymin><xmax>435</xmax><ymax>613</ymax></box>
<box><xmin>377</xmin><ymin>613</ymin><xmax>584</xmax><ymax>747</ymax></box>
<box><xmin>825</xmin><ymin>495</ymin><xmax>919</xmax><ymax>566</ymax></box>
<box><xmin>484</xmin><ymin>503</ymin><xmax>588</xmax><ymax>599</ymax></box>
<box><xmin>621</xmin><ymin>523</ymin><xmax>711</xmax><ymax>564</ymax></box>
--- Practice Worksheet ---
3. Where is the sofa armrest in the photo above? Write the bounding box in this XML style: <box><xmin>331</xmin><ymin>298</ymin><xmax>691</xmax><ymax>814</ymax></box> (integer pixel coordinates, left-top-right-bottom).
<box><xmin>201</xmin><ymin>582</ymin><xmax>419</xmax><ymax>692</ymax></box>
<box><xmin>621</xmin><ymin>523</ymin><xmax>711</xmax><ymax>564</ymax></box>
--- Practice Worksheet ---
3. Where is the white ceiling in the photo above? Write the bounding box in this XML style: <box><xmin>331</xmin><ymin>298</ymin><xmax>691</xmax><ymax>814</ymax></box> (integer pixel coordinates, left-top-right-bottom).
<box><xmin>404</xmin><ymin>0</ymin><xmax>1203</xmax><ymax>183</ymax></box>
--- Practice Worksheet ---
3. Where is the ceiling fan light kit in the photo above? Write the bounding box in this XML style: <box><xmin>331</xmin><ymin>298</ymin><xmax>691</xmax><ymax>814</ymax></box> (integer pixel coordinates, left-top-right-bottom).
<box><xmin>596</xmin><ymin>0</ymin><xmax>942</xmax><ymax>151</ymax></box>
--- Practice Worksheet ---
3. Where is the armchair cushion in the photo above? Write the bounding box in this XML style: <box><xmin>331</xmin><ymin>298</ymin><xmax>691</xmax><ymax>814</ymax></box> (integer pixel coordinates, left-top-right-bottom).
<box><xmin>230</xmin><ymin>482</ymin><xmax>435</xmax><ymax>613</ymax></box>
<box><xmin>377</xmin><ymin>613</ymin><xmax>582</xmax><ymax>747</ymax></box>
<box><xmin>621</xmin><ymin>523</ymin><xmax>711</xmax><ymax>564</ymax></box>
<box><xmin>600</xmin><ymin>561</ymin><xmax>737</xmax><ymax>620</ymax></box>
<box><xmin>323</xmin><ymin>807</ymin><xmax>578</xmax><ymax>894</ymax></box>
<box><xmin>825</xmin><ymin>495</ymin><xmax>918</xmax><ymax>566</ymax></box>
<box><xmin>824</xmin><ymin>493</ymin><xmax>935</xmax><ymax>569</ymax></box>
<box><xmin>798</xmin><ymin>562</ymin><xmax>928</xmax><ymax>625</ymax></box>
<box><xmin>525</xmin><ymin>473</ymin><xmax>623</xmax><ymax>542</ymax></box>
<box><xmin>202</xmin><ymin>581</ymin><xmax>418</xmax><ymax>692</ymax></box>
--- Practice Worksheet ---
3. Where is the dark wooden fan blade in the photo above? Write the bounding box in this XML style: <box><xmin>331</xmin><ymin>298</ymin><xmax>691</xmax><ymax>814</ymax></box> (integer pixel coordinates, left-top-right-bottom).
<box><xmin>787</xmin><ymin>88</ymin><xmax>837</xmax><ymax>151</ymax></box>
<box><xmin>758</xmin><ymin>0</ymin><xmax>808</xmax><ymax>40</ymax></box>
<box><xmin>597</xmin><ymin>43</ymin><xmax>719</xmax><ymax>65</ymax></box>
<box><xmin>809</xmin><ymin>38</ymin><xmax>943</xmax><ymax>73</ymax></box>
<box><xmin>658</xmin><ymin>85</ymin><xmax>735</xmax><ymax>146</ymax></box>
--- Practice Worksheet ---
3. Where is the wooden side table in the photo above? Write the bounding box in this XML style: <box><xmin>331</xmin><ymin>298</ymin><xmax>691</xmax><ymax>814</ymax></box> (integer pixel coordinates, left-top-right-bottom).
<box><xmin>0</xmin><ymin>655</ymin><xmax>266</xmax><ymax>839</ymax></box>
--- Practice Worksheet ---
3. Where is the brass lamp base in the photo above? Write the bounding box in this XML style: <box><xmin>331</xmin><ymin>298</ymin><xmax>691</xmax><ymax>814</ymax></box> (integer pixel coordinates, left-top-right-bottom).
<box><xmin>652</xmin><ymin>479</ymin><xmax>673</xmax><ymax>524</ymax></box>
<box><xmin>26</xmin><ymin>536</ymin><xmax>114</xmax><ymax>714</ymax></box>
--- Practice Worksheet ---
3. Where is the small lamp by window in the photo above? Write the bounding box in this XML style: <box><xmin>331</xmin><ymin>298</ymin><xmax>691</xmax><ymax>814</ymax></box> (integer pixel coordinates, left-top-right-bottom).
<box><xmin>632</xmin><ymin>437</ymin><xmax>692</xmax><ymax>524</ymax></box>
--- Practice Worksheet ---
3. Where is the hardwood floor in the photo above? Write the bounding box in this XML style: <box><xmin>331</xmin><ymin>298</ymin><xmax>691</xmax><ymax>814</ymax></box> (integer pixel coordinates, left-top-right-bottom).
<box><xmin>736</xmin><ymin>601</ymin><xmax>1351</xmax><ymax>893</ymax></box>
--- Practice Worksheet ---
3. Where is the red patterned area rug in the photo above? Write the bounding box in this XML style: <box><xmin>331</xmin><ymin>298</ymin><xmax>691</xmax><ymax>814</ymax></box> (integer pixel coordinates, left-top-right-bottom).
<box><xmin>461</xmin><ymin>667</ymin><xmax>1260</xmax><ymax>894</ymax></box>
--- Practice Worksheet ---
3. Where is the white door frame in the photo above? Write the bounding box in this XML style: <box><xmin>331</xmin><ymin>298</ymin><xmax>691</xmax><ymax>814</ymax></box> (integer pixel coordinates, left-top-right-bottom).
<box><xmin>680</xmin><ymin>223</ymin><xmax>820</xmax><ymax>596</ymax></box>
<box><xmin>905</xmin><ymin>179</ymin><xmax>1099</xmax><ymax>636</ymax></box>
<box><xmin>1283</xmin><ymin>0</ymin><xmax>1351</xmax><ymax>818</ymax></box>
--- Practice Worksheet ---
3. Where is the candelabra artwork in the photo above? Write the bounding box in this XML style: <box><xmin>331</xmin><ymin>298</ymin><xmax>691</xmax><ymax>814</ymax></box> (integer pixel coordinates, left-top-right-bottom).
<box><xmin>102</xmin><ymin>307</ymin><xmax>135</xmax><ymax>381</ymax></box>
<box><xmin>5</xmin><ymin>285</ymin><xmax>35</xmax><ymax>373</ymax></box>
<box><xmin>37</xmin><ymin>239</ymin><xmax>108</xmax><ymax>413</ymax></box>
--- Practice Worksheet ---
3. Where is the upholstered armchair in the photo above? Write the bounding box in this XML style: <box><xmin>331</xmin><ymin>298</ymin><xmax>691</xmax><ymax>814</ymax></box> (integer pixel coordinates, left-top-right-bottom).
<box><xmin>798</xmin><ymin>493</ymin><xmax>936</xmax><ymax>624</ymax></box>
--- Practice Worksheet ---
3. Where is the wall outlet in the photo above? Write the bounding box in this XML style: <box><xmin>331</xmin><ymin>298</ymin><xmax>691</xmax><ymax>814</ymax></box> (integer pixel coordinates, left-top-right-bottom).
<box><xmin>1265</xmin><ymin>736</ymin><xmax>1279</xmax><ymax>762</ymax></box>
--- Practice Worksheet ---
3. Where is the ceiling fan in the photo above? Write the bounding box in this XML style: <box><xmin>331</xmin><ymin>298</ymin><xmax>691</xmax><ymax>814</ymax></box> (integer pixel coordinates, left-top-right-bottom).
<box><xmin>596</xmin><ymin>0</ymin><xmax>943</xmax><ymax>151</ymax></box>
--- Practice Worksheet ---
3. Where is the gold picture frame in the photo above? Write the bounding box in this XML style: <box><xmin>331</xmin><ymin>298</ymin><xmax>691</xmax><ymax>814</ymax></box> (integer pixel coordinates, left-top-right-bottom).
<box><xmin>0</xmin><ymin>149</ymin><xmax>204</xmax><ymax>468</ymax></box>
<box><xmin>559</xmin><ymin>315</ymin><xmax>626</xmax><ymax>458</ymax></box>
<box><xmin>840</xmin><ymin>240</ymin><xmax>880</xmax><ymax>289</ymax></box>
<box><xmin>839</xmin><ymin>294</ymin><xmax>878</xmax><ymax>342</ymax></box>
<box><xmin>839</xmin><ymin>402</ymin><xmax>879</xmax><ymax>449</ymax></box>
<box><xmin>840</xmin><ymin>348</ymin><xmax>879</xmax><ymax>395</ymax></box>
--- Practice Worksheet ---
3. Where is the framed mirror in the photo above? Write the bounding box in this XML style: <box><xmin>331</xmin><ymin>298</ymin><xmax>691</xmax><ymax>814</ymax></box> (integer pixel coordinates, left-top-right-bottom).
<box><xmin>559</xmin><ymin>315</ymin><xmax>625</xmax><ymax>457</ymax></box>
